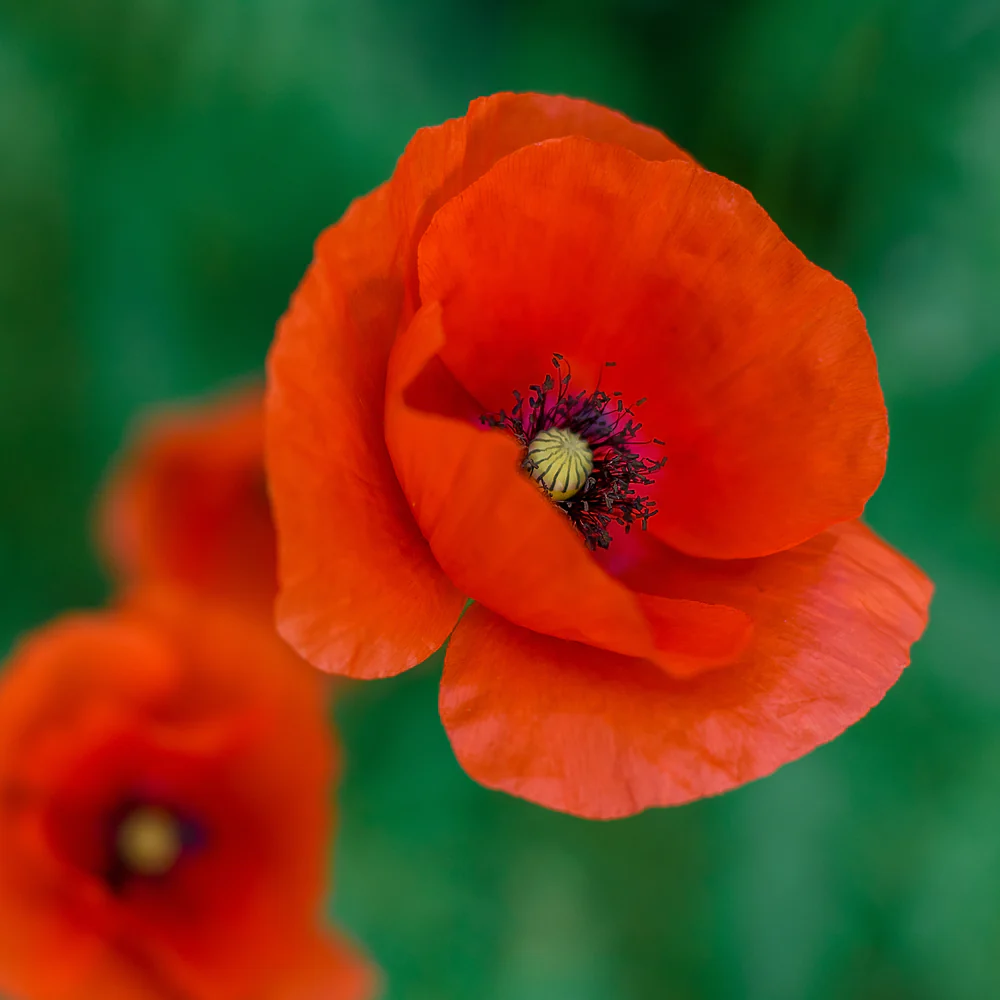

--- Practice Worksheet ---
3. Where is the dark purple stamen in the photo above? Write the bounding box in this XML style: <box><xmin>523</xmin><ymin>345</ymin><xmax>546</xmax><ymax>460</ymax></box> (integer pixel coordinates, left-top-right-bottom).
<box><xmin>481</xmin><ymin>355</ymin><xmax>666</xmax><ymax>549</ymax></box>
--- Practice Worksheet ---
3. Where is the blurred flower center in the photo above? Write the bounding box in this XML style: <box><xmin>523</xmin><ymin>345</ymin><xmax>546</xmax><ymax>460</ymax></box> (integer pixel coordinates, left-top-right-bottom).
<box><xmin>481</xmin><ymin>355</ymin><xmax>666</xmax><ymax>549</ymax></box>
<box><xmin>115</xmin><ymin>805</ymin><xmax>183</xmax><ymax>877</ymax></box>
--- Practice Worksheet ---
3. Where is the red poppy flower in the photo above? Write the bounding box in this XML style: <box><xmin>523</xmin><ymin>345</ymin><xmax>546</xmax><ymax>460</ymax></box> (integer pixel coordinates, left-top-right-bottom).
<box><xmin>266</xmin><ymin>92</ymin><xmax>933</xmax><ymax>819</ymax></box>
<box><xmin>98</xmin><ymin>386</ymin><xmax>275</xmax><ymax>615</ymax></box>
<box><xmin>0</xmin><ymin>588</ymin><xmax>377</xmax><ymax>1000</ymax></box>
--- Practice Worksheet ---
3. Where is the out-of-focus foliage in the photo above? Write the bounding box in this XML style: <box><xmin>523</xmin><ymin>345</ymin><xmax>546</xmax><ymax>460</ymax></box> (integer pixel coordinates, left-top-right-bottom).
<box><xmin>1</xmin><ymin>1</ymin><xmax>999</xmax><ymax>998</ymax></box>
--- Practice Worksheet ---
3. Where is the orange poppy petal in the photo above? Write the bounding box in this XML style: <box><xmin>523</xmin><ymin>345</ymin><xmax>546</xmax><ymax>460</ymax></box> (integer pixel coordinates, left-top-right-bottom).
<box><xmin>636</xmin><ymin>595</ymin><xmax>753</xmax><ymax>679</ymax></box>
<box><xmin>385</xmin><ymin>301</ymin><xmax>648</xmax><ymax>654</ymax></box>
<box><xmin>440</xmin><ymin>521</ymin><xmax>932</xmax><ymax>818</ymax></box>
<box><xmin>266</xmin><ymin>185</ymin><xmax>465</xmax><ymax>678</ymax></box>
<box><xmin>417</xmin><ymin>137</ymin><xmax>887</xmax><ymax>560</ymax></box>
<box><xmin>51</xmin><ymin>948</ymin><xmax>169</xmax><ymax>1000</ymax></box>
<box><xmin>0</xmin><ymin>592</ymin><xmax>375</xmax><ymax>1000</ymax></box>
<box><xmin>97</xmin><ymin>386</ymin><xmax>276</xmax><ymax>615</ymax></box>
<box><xmin>389</xmin><ymin>91</ymin><xmax>692</xmax><ymax>307</ymax></box>
<box><xmin>279</xmin><ymin>932</ymin><xmax>380</xmax><ymax>1000</ymax></box>
<box><xmin>385</xmin><ymin>302</ymin><xmax>750</xmax><ymax>676</ymax></box>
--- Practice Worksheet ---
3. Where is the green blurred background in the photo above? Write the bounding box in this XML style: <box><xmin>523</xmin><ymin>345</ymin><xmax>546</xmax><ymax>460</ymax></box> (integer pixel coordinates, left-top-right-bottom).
<box><xmin>2</xmin><ymin>0</ymin><xmax>999</xmax><ymax>997</ymax></box>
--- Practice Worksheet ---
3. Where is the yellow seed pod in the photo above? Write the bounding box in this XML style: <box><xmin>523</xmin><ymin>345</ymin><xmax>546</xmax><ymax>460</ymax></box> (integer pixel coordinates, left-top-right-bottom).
<box><xmin>116</xmin><ymin>805</ymin><xmax>183</xmax><ymax>877</ymax></box>
<box><xmin>526</xmin><ymin>427</ymin><xmax>594</xmax><ymax>501</ymax></box>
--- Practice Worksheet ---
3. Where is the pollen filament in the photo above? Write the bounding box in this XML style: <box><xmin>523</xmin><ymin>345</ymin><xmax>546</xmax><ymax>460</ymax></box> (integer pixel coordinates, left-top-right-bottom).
<box><xmin>481</xmin><ymin>355</ymin><xmax>665</xmax><ymax>549</ymax></box>
<box><xmin>527</xmin><ymin>427</ymin><xmax>594</xmax><ymax>501</ymax></box>
<box><xmin>115</xmin><ymin>805</ymin><xmax>183</xmax><ymax>877</ymax></box>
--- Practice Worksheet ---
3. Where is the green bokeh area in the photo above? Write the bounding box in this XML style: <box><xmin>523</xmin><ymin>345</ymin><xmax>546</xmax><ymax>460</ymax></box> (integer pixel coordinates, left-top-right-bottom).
<box><xmin>2</xmin><ymin>1</ymin><xmax>1000</xmax><ymax>998</ymax></box>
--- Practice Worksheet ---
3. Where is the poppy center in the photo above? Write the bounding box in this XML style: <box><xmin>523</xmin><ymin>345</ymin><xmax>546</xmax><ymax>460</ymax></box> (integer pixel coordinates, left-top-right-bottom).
<box><xmin>115</xmin><ymin>805</ymin><xmax>183</xmax><ymax>877</ymax></box>
<box><xmin>526</xmin><ymin>427</ymin><xmax>594</xmax><ymax>501</ymax></box>
<box><xmin>481</xmin><ymin>355</ymin><xmax>666</xmax><ymax>549</ymax></box>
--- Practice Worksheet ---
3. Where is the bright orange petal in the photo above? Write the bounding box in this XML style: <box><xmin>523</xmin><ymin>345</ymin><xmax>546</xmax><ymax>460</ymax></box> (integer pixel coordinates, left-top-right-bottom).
<box><xmin>417</xmin><ymin>137</ymin><xmax>887</xmax><ymax>560</ymax></box>
<box><xmin>268</xmin><ymin>96</ymin><xmax>705</xmax><ymax>679</ymax></box>
<box><xmin>386</xmin><ymin>302</ymin><xmax>750</xmax><ymax>677</ymax></box>
<box><xmin>0</xmin><ymin>592</ymin><xmax>372</xmax><ymax>1000</ymax></box>
<box><xmin>385</xmin><ymin>303</ymin><xmax>648</xmax><ymax>654</ymax></box>
<box><xmin>464</xmin><ymin>91</ymin><xmax>693</xmax><ymax>165</ymax></box>
<box><xmin>636</xmin><ymin>595</ymin><xmax>753</xmax><ymax>679</ymax></box>
<box><xmin>389</xmin><ymin>92</ymin><xmax>692</xmax><ymax>308</ymax></box>
<box><xmin>440</xmin><ymin>521</ymin><xmax>932</xmax><ymax>818</ymax></box>
<box><xmin>267</xmin><ymin>185</ymin><xmax>465</xmax><ymax>678</ymax></box>
<box><xmin>97</xmin><ymin>386</ymin><xmax>275</xmax><ymax>615</ymax></box>
<box><xmin>279</xmin><ymin>932</ymin><xmax>380</xmax><ymax>1000</ymax></box>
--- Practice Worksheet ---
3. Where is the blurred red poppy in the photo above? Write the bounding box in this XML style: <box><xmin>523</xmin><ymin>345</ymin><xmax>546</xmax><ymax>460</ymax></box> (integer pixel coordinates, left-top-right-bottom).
<box><xmin>98</xmin><ymin>386</ymin><xmax>275</xmax><ymax>615</ymax></box>
<box><xmin>266</xmin><ymin>92</ymin><xmax>933</xmax><ymax>818</ymax></box>
<box><xmin>0</xmin><ymin>588</ymin><xmax>377</xmax><ymax>1000</ymax></box>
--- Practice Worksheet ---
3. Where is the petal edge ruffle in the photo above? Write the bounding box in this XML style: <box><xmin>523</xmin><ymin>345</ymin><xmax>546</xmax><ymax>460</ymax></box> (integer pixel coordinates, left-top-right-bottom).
<box><xmin>440</xmin><ymin>521</ymin><xmax>932</xmax><ymax>818</ymax></box>
<box><xmin>266</xmin><ymin>186</ymin><xmax>465</xmax><ymax>678</ymax></box>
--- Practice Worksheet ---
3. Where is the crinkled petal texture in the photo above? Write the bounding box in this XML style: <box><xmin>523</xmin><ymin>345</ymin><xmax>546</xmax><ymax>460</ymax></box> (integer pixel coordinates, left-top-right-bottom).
<box><xmin>416</xmin><ymin>137</ymin><xmax>888</xmax><ymax>560</ymax></box>
<box><xmin>267</xmin><ymin>90</ymin><xmax>930</xmax><ymax>818</ymax></box>
<box><xmin>266</xmin><ymin>92</ymin><xmax>692</xmax><ymax>680</ymax></box>
<box><xmin>389</xmin><ymin>91</ymin><xmax>692</xmax><ymax>305</ymax></box>
<box><xmin>98</xmin><ymin>386</ymin><xmax>276</xmax><ymax>615</ymax></box>
<box><xmin>385</xmin><ymin>301</ymin><xmax>753</xmax><ymax>679</ymax></box>
<box><xmin>440</xmin><ymin>521</ymin><xmax>933</xmax><ymax>819</ymax></box>
<box><xmin>267</xmin><ymin>184</ymin><xmax>466</xmax><ymax>679</ymax></box>
<box><xmin>0</xmin><ymin>590</ymin><xmax>376</xmax><ymax>1000</ymax></box>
